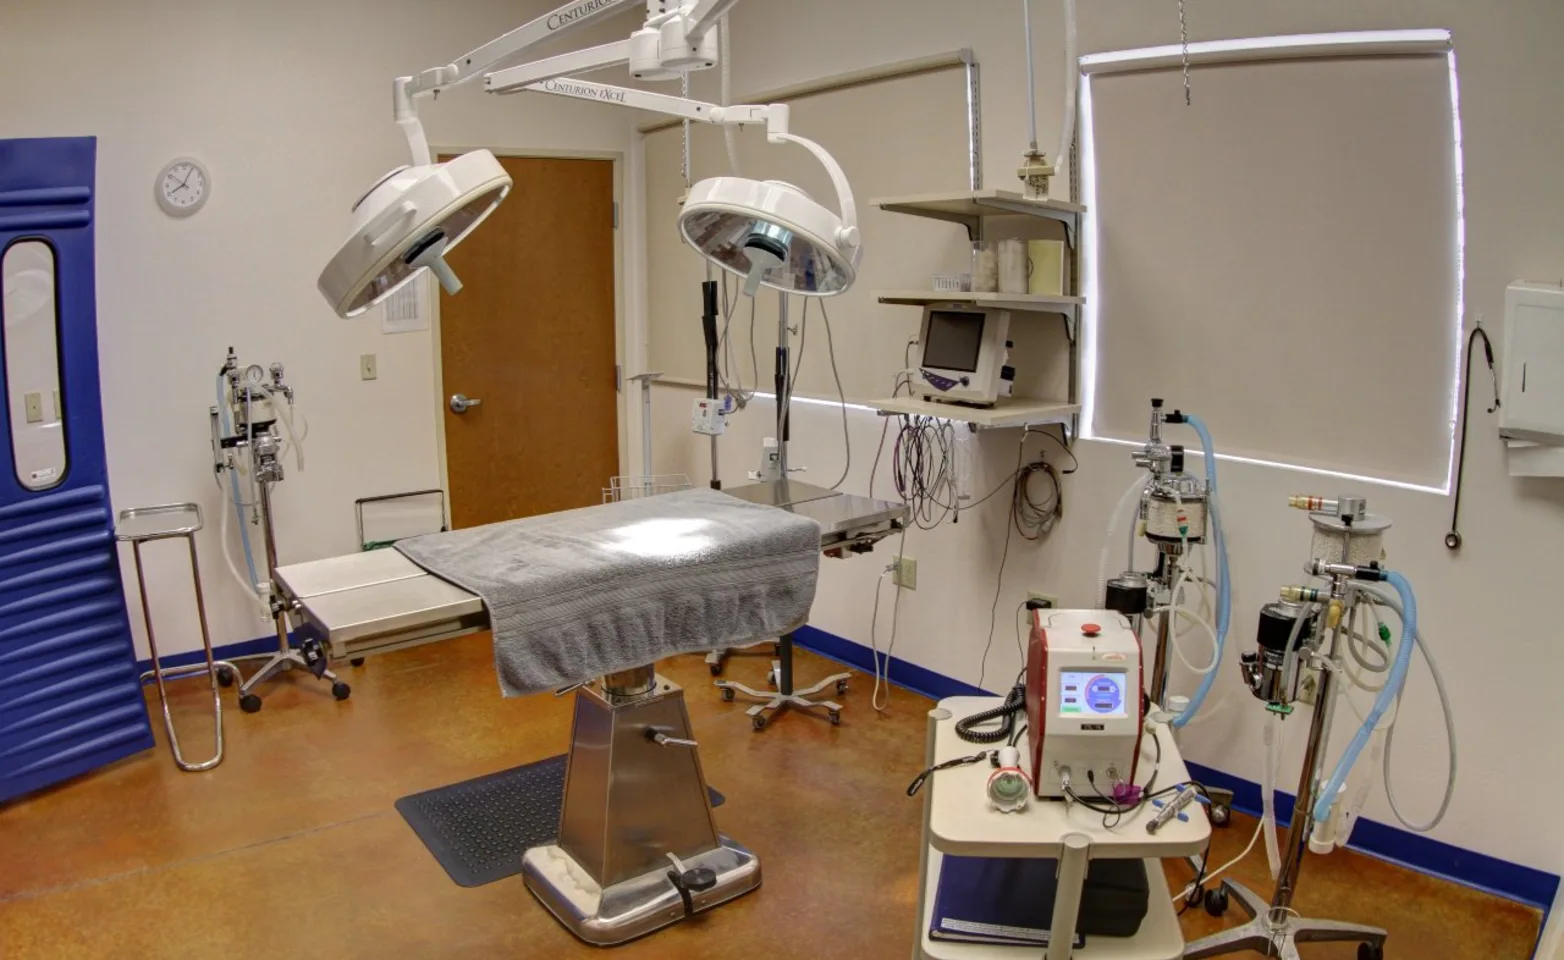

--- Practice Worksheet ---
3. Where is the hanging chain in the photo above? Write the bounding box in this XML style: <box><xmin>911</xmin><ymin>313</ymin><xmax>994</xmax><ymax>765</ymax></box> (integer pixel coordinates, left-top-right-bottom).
<box><xmin>1179</xmin><ymin>0</ymin><xmax>1192</xmax><ymax>106</ymax></box>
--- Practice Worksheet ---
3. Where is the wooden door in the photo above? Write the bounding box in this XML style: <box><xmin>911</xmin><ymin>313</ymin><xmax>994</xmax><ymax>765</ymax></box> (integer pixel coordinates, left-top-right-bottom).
<box><xmin>438</xmin><ymin>155</ymin><xmax>619</xmax><ymax>529</ymax></box>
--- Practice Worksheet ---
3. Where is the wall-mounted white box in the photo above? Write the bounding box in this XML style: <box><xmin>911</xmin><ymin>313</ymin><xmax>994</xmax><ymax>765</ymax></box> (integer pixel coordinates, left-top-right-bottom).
<box><xmin>1500</xmin><ymin>281</ymin><xmax>1564</xmax><ymax>445</ymax></box>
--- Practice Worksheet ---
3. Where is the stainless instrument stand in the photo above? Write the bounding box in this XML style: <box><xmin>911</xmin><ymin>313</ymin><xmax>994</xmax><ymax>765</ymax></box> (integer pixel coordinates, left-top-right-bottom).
<box><xmin>523</xmin><ymin>666</ymin><xmax>760</xmax><ymax>945</ymax></box>
<box><xmin>117</xmin><ymin>503</ymin><xmax>241</xmax><ymax>773</ymax></box>
<box><xmin>715</xmin><ymin>631</ymin><xmax>849</xmax><ymax>730</ymax></box>
<box><xmin>703</xmin><ymin>639</ymin><xmax>778</xmax><ymax>677</ymax></box>
<box><xmin>231</xmin><ymin>476</ymin><xmax>349</xmax><ymax>712</ymax></box>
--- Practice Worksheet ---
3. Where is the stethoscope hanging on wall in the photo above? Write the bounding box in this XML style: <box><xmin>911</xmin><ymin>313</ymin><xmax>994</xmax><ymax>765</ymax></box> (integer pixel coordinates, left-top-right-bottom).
<box><xmin>1445</xmin><ymin>321</ymin><xmax>1501</xmax><ymax>550</ymax></box>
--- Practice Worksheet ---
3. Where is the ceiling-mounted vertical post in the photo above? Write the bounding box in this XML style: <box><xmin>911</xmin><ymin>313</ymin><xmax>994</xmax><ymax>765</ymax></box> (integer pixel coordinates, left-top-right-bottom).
<box><xmin>962</xmin><ymin>49</ymin><xmax>982</xmax><ymax>191</ymax></box>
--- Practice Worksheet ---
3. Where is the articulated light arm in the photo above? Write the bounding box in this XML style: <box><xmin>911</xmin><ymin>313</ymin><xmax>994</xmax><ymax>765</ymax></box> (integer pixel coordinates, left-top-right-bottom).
<box><xmin>684</xmin><ymin>0</ymin><xmax>744</xmax><ymax>39</ymax></box>
<box><xmin>401</xmin><ymin>0</ymin><xmax>641</xmax><ymax>99</ymax></box>
<box><xmin>500</xmin><ymin>76</ymin><xmax>858</xmax><ymax>245</ymax></box>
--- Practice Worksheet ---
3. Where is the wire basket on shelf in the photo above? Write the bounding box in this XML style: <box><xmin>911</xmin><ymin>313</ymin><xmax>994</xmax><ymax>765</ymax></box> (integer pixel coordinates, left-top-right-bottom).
<box><xmin>603</xmin><ymin>474</ymin><xmax>692</xmax><ymax>503</ymax></box>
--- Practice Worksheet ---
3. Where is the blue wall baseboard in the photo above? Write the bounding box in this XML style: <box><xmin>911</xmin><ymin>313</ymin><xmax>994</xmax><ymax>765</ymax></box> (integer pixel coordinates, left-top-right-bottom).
<box><xmin>794</xmin><ymin>624</ymin><xmax>1559</xmax><ymax>912</ymax></box>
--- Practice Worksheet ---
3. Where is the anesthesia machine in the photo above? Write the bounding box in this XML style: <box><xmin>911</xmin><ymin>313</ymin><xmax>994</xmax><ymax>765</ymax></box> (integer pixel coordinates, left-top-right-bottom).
<box><xmin>1100</xmin><ymin>398</ymin><xmax>1231</xmax><ymax>727</ymax></box>
<box><xmin>209</xmin><ymin>348</ymin><xmax>346</xmax><ymax>711</ymax></box>
<box><xmin>1185</xmin><ymin>495</ymin><xmax>1456</xmax><ymax>960</ymax></box>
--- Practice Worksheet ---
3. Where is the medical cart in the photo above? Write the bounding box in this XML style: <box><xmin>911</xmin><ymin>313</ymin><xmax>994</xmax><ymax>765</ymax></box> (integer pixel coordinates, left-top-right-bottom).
<box><xmin>912</xmin><ymin>696</ymin><xmax>1210</xmax><ymax>960</ymax></box>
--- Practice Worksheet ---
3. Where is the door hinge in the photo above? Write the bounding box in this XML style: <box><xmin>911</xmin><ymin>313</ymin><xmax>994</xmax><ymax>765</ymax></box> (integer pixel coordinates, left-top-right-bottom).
<box><xmin>613</xmin><ymin>201</ymin><xmax>619</xmax><ymax>229</ymax></box>
<box><xmin>615</xmin><ymin>364</ymin><xmax>623</xmax><ymax>392</ymax></box>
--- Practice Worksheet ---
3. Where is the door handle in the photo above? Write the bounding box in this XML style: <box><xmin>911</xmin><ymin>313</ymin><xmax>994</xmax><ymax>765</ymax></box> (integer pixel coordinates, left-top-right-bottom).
<box><xmin>449</xmin><ymin>394</ymin><xmax>482</xmax><ymax>414</ymax></box>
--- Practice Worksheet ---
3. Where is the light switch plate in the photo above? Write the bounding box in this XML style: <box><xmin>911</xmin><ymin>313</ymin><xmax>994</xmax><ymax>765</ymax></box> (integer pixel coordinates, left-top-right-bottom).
<box><xmin>360</xmin><ymin>354</ymin><xmax>378</xmax><ymax>381</ymax></box>
<box><xmin>23</xmin><ymin>392</ymin><xmax>42</xmax><ymax>423</ymax></box>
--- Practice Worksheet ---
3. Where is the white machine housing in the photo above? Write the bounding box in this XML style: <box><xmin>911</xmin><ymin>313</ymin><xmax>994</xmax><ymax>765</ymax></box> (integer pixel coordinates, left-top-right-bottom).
<box><xmin>1025</xmin><ymin>609</ymin><xmax>1145</xmax><ymax>799</ymax></box>
<box><xmin>914</xmin><ymin>304</ymin><xmax>1010</xmax><ymax>407</ymax></box>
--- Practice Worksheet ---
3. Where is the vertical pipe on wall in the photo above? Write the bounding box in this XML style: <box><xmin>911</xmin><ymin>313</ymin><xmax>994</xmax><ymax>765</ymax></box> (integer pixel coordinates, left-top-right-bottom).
<box><xmin>962</xmin><ymin>49</ymin><xmax>982</xmax><ymax>191</ymax></box>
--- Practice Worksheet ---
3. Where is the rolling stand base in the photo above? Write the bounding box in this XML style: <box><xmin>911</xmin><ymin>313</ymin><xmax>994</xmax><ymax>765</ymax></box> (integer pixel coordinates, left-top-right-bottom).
<box><xmin>232</xmin><ymin>644</ymin><xmax>349</xmax><ymax>712</ymax></box>
<box><xmin>716</xmin><ymin>660</ymin><xmax>849</xmax><ymax>730</ymax></box>
<box><xmin>522</xmin><ymin>838</ymin><xmax>761</xmax><ymax>946</ymax></box>
<box><xmin>1184</xmin><ymin>879</ymin><xmax>1387</xmax><ymax>960</ymax></box>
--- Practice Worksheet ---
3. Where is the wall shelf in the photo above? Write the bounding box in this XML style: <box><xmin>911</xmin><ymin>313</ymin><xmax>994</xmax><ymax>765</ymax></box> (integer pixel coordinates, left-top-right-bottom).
<box><xmin>876</xmin><ymin>290</ymin><xmax>1082</xmax><ymax>336</ymax></box>
<box><xmin>873</xmin><ymin>188</ymin><xmax>1086</xmax><ymax>244</ymax></box>
<box><xmin>867</xmin><ymin>395</ymin><xmax>1080</xmax><ymax>430</ymax></box>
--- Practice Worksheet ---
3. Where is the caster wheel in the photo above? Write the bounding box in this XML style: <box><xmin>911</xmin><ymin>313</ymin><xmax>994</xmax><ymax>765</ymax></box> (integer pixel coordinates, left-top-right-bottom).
<box><xmin>766</xmin><ymin>672</ymin><xmax>777</xmax><ymax>688</ymax></box>
<box><xmin>1358</xmin><ymin>943</ymin><xmax>1385</xmax><ymax>960</ymax></box>
<box><xmin>752</xmin><ymin>715</ymin><xmax>767</xmax><ymax>731</ymax></box>
<box><xmin>350</xmin><ymin>657</ymin><xmax>365</xmax><ymax>667</ymax></box>
<box><xmin>773</xmin><ymin>643</ymin><xmax>782</xmax><ymax>656</ymax></box>
<box><xmin>1204</xmin><ymin>886</ymin><xmax>1229</xmax><ymax>918</ymax></box>
<box><xmin>332</xmin><ymin>681</ymin><xmax>352</xmax><ymax>701</ymax></box>
<box><xmin>239</xmin><ymin>693</ymin><xmax>263</xmax><ymax>714</ymax></box>
<box><xmin>828</xmin><ymin>710</ymin><xmax>841</xmax><ymax>726</ymax></box>
<box><xmin>835</xmin><ymin>679</ymin><xmax>849</xmax><ymax>694</ymax></box>
<box><xmin>709</xmin><ymin>663</ymin><xmax>723</xmax><ymax>677</ymax></box>
<box><xmin>216</xmin><ymin>667</ymin><xmax>235</xmax><ymax>688</ymax></box>
<box><xmin>721</xmin><ymin>687</ymin><xmax>736</xmax><ymax>702</ymax></box>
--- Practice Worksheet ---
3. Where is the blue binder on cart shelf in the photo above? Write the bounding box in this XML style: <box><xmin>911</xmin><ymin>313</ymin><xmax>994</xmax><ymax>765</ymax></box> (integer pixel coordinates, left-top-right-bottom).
<box><xmin>931</xmin><ymin>854</ymin><xmax>1150</xmax><ymax>947</ymax></box>
<box><xmin>930</xmin><ymin>855</ymin><xmax>1087</xmax><ymax>948</ymax></box>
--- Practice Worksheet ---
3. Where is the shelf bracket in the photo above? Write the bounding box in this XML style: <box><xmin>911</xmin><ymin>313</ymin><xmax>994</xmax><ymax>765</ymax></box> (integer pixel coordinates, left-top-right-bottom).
<box><xmin>973</xmin><ymin>196</ymin><xmax>1079</xmax><ymax>247</ymax></box>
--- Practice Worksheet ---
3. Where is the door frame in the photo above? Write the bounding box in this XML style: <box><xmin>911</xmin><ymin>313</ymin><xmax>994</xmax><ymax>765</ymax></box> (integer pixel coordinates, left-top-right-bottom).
<box><xmin>426</xmin><ymin>147</ymin><xmax>629</xmax><ymax>526</ymax></box>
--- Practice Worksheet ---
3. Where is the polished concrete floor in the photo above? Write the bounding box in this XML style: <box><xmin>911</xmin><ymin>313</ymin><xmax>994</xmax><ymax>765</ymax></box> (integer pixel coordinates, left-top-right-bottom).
<box><xmin>0</xmin><ymin>633</ymin><xmax>1541</xmax><ymax>959</ymax></box>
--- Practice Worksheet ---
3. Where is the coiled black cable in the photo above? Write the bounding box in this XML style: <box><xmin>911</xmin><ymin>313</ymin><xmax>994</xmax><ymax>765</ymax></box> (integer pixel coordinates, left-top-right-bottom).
<box><xmin>955</xmin><ymin>684</ymin><xmax>1026</xmax><ymax>743</ymax></box>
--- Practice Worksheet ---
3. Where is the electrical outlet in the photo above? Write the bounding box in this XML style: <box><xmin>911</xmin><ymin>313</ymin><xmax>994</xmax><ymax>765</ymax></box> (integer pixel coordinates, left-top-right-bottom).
<box><xmin>1027</xmin><ymin>591</ymin><xmax>1057</xmax><ymax>608</ymax></box>
<box><xmin>360</xmin><ymin>354</ymin><xmax>378</xmax><ymax>381</ymax></box>
<box><xmin>23</xmin><ymin>392</ymin><xmax>42</xmax><ymax>424</ymax></box>
<box><xmin>1299</xmin><ymin>664</ymin><xmax>1322</xmax><ymax>705</ymax></box>
<box><xmin>892</xmin><ymin>555</ymin><xmax>918</xmax><ymax>590</ymax></box>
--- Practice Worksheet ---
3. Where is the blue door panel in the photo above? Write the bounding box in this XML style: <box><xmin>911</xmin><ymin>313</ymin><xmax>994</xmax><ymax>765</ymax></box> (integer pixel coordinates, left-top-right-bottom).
<box><xmin>0</xmin><ymin>137</ymin><xmax>153</xmax><ymax>803</ymax></box>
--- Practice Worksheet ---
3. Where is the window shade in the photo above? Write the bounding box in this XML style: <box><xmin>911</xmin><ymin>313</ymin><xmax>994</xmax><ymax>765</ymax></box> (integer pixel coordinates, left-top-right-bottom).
<box><xmin>1084</xmin><ymin>52</ymin><xmax>1458</xmax><ymax>487</ymax></box>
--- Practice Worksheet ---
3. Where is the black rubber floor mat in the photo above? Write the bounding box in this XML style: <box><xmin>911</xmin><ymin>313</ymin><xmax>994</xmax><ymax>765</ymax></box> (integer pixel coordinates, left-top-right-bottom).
<box><xmin>395</xmin><ymin>754</ymin><xmax>726</xmax><ymax>887</ymax></box>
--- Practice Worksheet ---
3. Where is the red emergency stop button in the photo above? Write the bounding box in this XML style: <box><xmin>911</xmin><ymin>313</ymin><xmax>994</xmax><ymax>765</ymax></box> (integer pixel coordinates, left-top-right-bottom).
<box><xmin>1082</xmin><ymin>623</ymin><xmax>1101</xmax><ymax>637</ymax></box>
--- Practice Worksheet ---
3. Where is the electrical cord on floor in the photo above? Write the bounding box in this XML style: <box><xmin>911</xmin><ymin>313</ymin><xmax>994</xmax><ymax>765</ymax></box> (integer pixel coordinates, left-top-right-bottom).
<box><xmin>955</xmin><ymin>683</ymin><xmax>1026</xmax><ymax>743</ymax></box>
<box><xmin>867</xmin><ymin>525</ymin><xmax>909</xmax><ymax>713</ymax></box>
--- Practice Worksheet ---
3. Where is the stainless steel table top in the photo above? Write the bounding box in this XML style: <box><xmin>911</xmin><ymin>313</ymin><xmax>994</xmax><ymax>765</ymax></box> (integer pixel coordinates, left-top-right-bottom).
<box><xmin>720</xmin><ymin>481</ymin><xmax>908</xmax><ymax>542</ymax></box>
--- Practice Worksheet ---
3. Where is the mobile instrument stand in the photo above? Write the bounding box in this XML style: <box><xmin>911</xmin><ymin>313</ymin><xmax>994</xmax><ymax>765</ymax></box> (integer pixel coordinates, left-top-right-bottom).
<box><xmin>716</xmin><ymin>630</ymin><xmax>848</xmax><ymax>730</ymax></box>
<box><xmin>713</xmin><ymin>294</ymin><xmax>850</xmax><ymax>730</ymax></box>
<box><xmin>118</xmin><ymin>503</ymin><xmax>242</xmax><ymax>772</ymax></box>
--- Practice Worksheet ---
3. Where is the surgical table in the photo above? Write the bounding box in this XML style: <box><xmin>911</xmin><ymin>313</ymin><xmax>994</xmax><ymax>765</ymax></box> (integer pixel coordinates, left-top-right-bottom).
<box><xmin>274</xmin><ymin>479</ymin><xmax>904</xmax><ymax>663</ymax></box>
<box><xmin>270</xmin><ymin>480</ymin><xmax>906</xmax><ymax>945</ymax></box>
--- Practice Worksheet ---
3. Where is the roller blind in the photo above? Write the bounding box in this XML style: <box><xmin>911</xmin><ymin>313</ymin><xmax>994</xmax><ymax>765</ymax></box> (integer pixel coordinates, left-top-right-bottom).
<box><xmin>643</xmin><ymin>67</ymin><xmax>973</xmax><ymax>403</ymax></box>
<box><xmin>1083</xmin><ymin>50</ymin><xmax>1459</xmax><ymax>488</ymax></box>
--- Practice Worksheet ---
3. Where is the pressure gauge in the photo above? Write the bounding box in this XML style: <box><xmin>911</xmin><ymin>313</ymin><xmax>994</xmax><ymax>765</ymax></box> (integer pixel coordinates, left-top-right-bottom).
<box><xmin>156</xmin><ymin>157</ymin><xmax>211</xmax><ymax>217</ymax></box>
<box><xmin>244</xmin><ymin>364</ymin><xmax>266</xmax><ymax>385</ymax></box>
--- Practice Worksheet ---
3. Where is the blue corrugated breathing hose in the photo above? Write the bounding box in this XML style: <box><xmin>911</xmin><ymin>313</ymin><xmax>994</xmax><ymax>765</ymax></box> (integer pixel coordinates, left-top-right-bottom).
<box><xmin>1171</xmin><ymin>414</ymin><xmax>1229</xmax><ymax>728</ymax></box>
<box><xmin>1312</xmin><ymin>569</ymin><xmax>1417</xmax><ymax>823</ymax></box>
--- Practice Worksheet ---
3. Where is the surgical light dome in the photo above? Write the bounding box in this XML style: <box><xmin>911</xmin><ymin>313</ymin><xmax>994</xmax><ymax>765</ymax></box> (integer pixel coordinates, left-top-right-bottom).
<box><xmin>318</xmin><ymin>150</ymin><xmax>512</xmax><ymax>318</ymax></box>
<box><xmin>679</xmin><ymin>177</ymin><xmax>861</xmax><ymax>297</ymax></box>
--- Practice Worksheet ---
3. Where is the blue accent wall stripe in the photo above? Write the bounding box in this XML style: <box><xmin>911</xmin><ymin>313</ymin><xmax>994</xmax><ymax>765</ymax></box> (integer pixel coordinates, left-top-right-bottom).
<box><xmin>793</xmin><ymin>624</ymin><xmax>1558</xmax><ymax>910</ymax></box>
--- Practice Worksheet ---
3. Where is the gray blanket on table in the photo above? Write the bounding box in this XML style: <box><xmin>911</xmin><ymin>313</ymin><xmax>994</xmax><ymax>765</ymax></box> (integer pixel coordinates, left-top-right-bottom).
<box><xmin>395</xmin><ymin>488</ymin><xmax>821</xmax><ymax>697</ymax></box>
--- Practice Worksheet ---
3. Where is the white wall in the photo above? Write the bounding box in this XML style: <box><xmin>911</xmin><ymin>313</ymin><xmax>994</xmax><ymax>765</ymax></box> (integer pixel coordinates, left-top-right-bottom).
<box><xmin>631</xmin><ymin>0</ymin><xmax>1564</xmax><ymax>885</ymax></box>
<box><xmin>0</xmin><ymin>0</ymin><xmax>637</xmax><ymax>659</ymax></box>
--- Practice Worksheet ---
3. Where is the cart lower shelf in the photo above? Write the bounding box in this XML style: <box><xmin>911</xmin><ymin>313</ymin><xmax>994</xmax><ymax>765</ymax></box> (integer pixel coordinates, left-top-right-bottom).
<box><xmin>918</xmin><ymin>848</ymin><xmax>1186</xmax><ymax>960</ymax></box>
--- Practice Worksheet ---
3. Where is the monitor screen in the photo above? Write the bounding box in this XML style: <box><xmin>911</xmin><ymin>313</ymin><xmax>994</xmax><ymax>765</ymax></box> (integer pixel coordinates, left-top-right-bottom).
<box><xmin>1059</xmin><ymin>670</ymin><xmax>1128</xmax><ymax>718</ymax></box>
<box><xmin>922</xmin><ymin>310</ymin><xmax>986</xmax><ymax>373</ymax></box>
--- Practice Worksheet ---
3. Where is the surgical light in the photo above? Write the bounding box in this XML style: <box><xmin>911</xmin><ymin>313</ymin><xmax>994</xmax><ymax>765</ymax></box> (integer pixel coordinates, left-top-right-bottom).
<box><xmin>317</xmin><ymin>0</ymin><xmax>861</xmax><ymax>318</ymax></box>
<box><xmin>318</xmin><ymin>154</ymin><xmax>512</xmax><ymax>318</ymax></box>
